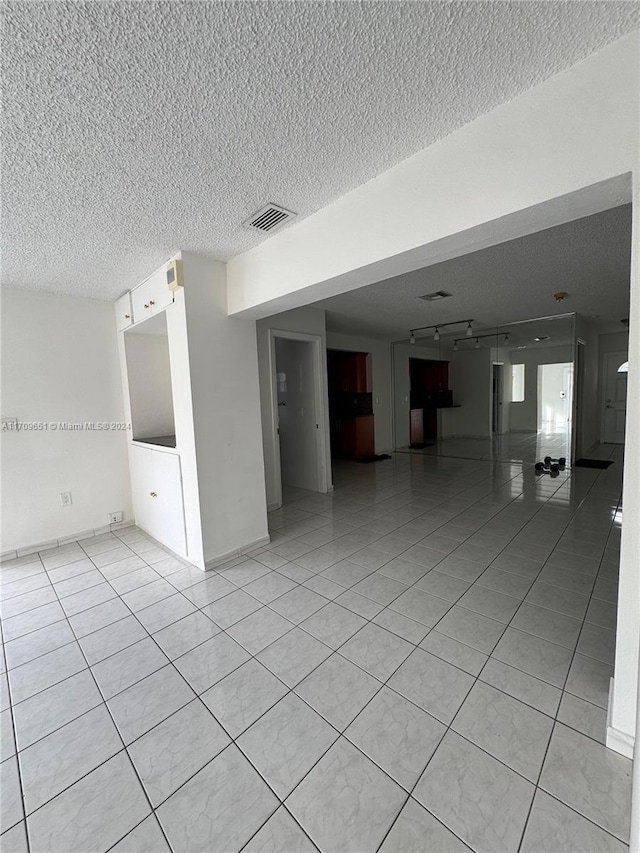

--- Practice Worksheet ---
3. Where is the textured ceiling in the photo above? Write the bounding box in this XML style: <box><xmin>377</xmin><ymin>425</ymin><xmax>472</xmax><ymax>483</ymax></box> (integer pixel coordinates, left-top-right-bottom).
<box><xmin>319</xmin><ymin>206</ymin><xmax>632</xmax><ymax>339</ymax></box>
<box><xmin>3</xmin><ymin>1</ymin><xmax>639</xmax><ymax>299</ymax></box>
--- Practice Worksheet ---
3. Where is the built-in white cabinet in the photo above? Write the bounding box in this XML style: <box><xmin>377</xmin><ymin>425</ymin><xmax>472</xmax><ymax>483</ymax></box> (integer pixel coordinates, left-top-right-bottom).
<box><xmin>117</xmin><ymin>251</ymin><xmax>269</xmax><ymax>570</ymax></box>
<box><xmin>131</xmin><ymin>269</ymin><xmax>173</xmax><ymax>323</ymax></box>
<box><xmin>115</xmin><ymin>293</ymin><xmax>133</xmax><ymax>331</ymax></box>
<box><xmin>130</xmin><ymin>445</ymin><xmax>186</xmax><ymax>555</ymax></box>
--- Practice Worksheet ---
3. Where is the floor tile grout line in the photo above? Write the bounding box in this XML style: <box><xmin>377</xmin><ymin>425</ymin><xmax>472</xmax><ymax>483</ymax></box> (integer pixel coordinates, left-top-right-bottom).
<box><xmin>13</xmin><ymin>564</ymin><xmax>179</xmax><ymax>853</ymax></box>
<box><xmin>0</xmin><ymin>608</ymin><xmax>33</xmax><ymax>851</ymax></box>
<box><xmin>2</xmin><ymin>452</ymin><xmax>624</xmax><ymax>851</ymax></box>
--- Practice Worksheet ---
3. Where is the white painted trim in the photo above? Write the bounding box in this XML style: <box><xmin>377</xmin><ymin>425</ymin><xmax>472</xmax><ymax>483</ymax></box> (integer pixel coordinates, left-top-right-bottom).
<box><xmin>8</xmin><ymin>521</ymin><xmax>136</xmax><ymax>558</ymax></box>
<box><xmin>268</xmin><ymin>328</ymin><xmax>330</xmax><ymax>508</ymax></box>
<box><xmin>204</xmin><ymin>534</ymin><xmax>272</xmax><ymax>571</ymax></box>
<box><xmin>606</xmin><ymin>677</ymin><xmax>635</xmax><ymax>759</ymax></box>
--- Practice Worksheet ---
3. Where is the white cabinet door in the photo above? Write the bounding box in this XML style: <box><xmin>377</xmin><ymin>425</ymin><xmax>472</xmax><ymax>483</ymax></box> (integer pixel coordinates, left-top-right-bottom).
<box><xmin>130</xmin><ymin>446</ymin><xmax>186</xmax><ymax>556</ymax></box>
<box><xmin>131</xmin><ymin>268</ymin><xmax>173</xmax><ymax>323</ymax></box>
<box><xmin>129</xmin><ymin>445</ymin><xmax>153</xmax><ymax>533</ymax></box>
<box><xmin>150</xmin><ymin>451</ymin><xmax>187</xmax><ymax>555</ymax></box>
<box><xmin>115</xmin><ymin>293</ymin><xmax>133</xmax><ymax>330</ymax></box>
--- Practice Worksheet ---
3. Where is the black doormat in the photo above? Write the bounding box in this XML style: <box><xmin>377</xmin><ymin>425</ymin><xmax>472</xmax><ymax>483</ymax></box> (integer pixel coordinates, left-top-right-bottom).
<box><xmin>574</xmin><ymin>458</ymin><xmax>614</xmax><ymax>469</ymax></box>
<box><xmin>357</xmin><ymin>453</ymin><xmax>392</xmax><ymax>464</ymax></box>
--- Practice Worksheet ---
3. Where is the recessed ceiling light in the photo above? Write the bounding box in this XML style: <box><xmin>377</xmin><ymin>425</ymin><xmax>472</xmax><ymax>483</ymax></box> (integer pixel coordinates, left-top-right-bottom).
<box><xmin>534</xmin><ymin>336</ymin><xmax>550</xmax><ymax>342</ymax></box>
<box><xmin>419</xmin><ymin>291</ymin><xmax>451</xmax><ymax>301</ymax></box>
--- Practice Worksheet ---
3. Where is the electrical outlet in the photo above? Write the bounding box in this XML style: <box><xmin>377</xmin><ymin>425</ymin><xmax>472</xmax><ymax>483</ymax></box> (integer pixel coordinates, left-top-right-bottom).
<box><xmin>60</xmin><ymin>492</ymin><xmax>72</xmax><ymax>507</ymax></box>
<box><xmin>108</xmin><ymin>511</ymin><xmax>123</xmax><ymax>524</ymax></box>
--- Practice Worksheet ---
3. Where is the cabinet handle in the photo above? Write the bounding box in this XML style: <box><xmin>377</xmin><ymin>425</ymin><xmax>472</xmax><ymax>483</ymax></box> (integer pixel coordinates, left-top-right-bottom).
<box><xmin>124</xmin><ymin>314</ymin><xmax>130</xmax><ymax>319</ymax></box>
<box><xmin>150</xmin><ymin>491</ymin><xmax>157</xmax><ymax>498</ymax></box>
<box><xmin>144</xmin><ymin>303</ymin><xmax>150</xmax><ymax>309</ymax></box>
<box><xmin>149</xmin><ymin>300</ymin><xmax>155</xmax><ymax>306</ymax></box>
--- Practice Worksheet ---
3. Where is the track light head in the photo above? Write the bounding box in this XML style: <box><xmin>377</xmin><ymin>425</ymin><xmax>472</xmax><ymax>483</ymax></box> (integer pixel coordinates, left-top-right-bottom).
<box><xmin>466</xmin><ymin>322</ymin><xmax>473</xmax><ymax>337</ymax></box>
<box><xmin>433</xmin><ymin>328</ymin><xmax>440</xmax><ymax>342</ymax></box>
<box><xmin>453</xmin><ymin>340</ymin><xmax>458</xmax><ymax>351</ymax></box>
<box><xmin>475</xmin><ymin>338</ymin><xmax>480</xmax><ymax>349</ymax></box>
<box><xmin>409</xmin><ymin>332</ymin><xmax>416</xmax><ymax>345</ymax></box>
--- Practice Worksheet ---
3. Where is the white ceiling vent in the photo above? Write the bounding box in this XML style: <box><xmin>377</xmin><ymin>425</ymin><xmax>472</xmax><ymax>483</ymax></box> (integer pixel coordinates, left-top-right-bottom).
<box><xmin>419</xmin><ymin>290</ymin><xmax>451</xmax><ymax>302</ymax></box>
<box><xmin>243</xmin><ymin>204</ymin><xmax>296</xmax><ymax>232</ymax></box>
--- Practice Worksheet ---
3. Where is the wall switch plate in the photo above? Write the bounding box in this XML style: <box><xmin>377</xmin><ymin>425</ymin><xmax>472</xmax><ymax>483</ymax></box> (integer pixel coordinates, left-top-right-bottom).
<box><xmin>108</xmin><ymin>511</ymin><xmax>123</xmax><ymax>524</ymax></box>
<box><xmin>60</xmin><ymin>492</ymin><xmax>72</xmax><ymax>507</ymax></box>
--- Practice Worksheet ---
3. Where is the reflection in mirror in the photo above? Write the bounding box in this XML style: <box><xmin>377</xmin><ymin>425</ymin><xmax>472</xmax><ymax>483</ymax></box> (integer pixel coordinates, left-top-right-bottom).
<box><xmin>393</xmin><ymin>313</ymin><xmax>575</xmax><ymax>466</ymax></box>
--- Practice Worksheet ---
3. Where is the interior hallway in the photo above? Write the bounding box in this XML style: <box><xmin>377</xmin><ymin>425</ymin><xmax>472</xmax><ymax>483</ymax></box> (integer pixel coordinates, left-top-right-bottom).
<box><xmin>0</xmin><ymin>448</ymin><xmax>632</xmax><ymax>852</ymax></box>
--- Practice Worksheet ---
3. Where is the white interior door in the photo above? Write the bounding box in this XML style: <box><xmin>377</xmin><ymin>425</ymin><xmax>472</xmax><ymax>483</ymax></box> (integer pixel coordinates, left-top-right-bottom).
<box><xmin>275</xmin><ymin>337</ymin><xmax>319</xmax><ymax>492</ymax></box>
<box><xmin>602</xmin><ymin>352</ymin><xmax>628</xmax><ymax>444</ymax></box>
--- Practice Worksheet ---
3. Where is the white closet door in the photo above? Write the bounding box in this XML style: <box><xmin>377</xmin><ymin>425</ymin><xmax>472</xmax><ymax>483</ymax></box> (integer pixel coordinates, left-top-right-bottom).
<box><xmin>150</xmin><ymin>451</ymin><xmax>187</xmax><ymax>555</ymax></box>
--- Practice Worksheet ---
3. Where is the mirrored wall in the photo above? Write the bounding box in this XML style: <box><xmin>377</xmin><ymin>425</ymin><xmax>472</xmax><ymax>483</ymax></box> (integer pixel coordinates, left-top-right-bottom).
<box><xmin>392</xmin><ymin>313</ymin><xmax>576</xmax><ymax>465</ymax></box>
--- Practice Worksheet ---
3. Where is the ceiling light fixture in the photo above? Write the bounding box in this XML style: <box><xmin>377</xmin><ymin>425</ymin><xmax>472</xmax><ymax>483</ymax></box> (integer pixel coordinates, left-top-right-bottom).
<box><xmin>553</xmin><ymin>291</ymin><xmax>567</xmax><ymax>303</ymax></box>
<box><xmin>453</xmin><ymin>341</ymin><xmax>458</xmax><ymax>351</ymax></box>
<box><xmin>466</xmin><ymin>322</ymin><xmax>473</xmax><ymax>337</ymax></box>
<box><xmin>475</xmin><ymin>338</ymin><xmax>480</xmax><ymax>349</ymax></box>
<box><xmin>408</xmin><ymin>318</ymin><xmax>474</xmax><ymax>345</ymax></box>
<box><xmin>504</xmin><ymin>334</ymin><xmax>510</xmax><ymax>345</ymax></box>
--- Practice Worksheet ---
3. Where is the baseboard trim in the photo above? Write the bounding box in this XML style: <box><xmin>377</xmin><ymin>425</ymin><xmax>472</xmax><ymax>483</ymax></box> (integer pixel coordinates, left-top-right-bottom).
<box><xmin>3</xmin><ymin>520</ymin><xmax>136</xmax><ymax>561</ymax></box>
<box><xmin>606</xmin><ymin>677</ymin><xmax>635</xmax><ymax>758</ymax></box>
<box><xmin>204</xmin><ymin>534</ymin><xmax>272</xmax><ymax>571</ymax></box>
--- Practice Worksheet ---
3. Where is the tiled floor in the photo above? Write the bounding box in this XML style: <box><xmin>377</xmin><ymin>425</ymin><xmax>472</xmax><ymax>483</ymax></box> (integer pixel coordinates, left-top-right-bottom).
<box><xmin>0</xmin><ymin>447</ymin><xmax>632</xmax><ymax>852</ymax></box>
<box><xmin>399</xmin><ymin>429</ymin><xmax>570</xmax><ymax>465</ymax></box>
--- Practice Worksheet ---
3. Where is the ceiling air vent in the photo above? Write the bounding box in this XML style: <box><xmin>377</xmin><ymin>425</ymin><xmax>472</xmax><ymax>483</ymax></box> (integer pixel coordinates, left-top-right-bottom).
<box><xmin>243</xmin><ymin>204</ymin><xmax>296</xmax><ymax>232</ymax></box>
<box><xmin>419</xmin><ymin>291</ymin><xmax>451</xmax><ymax>302</ymax></box>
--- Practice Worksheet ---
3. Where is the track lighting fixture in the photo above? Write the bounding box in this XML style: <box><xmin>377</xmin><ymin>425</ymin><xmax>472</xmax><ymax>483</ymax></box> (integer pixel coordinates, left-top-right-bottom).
<box><xmin>504</xmin><ymin>334</ymin><xmax>510</xmax><ymax>345</ymax></box>
<box><xmin>453</xmin><ymin>341</ymin><xmax>458</xmax><ymax>351</ymax></box>
<box><xmin>407</xmin><ymin>319</ymin><xmax>474</xmax><ymax>345</ymax></box>
<box><xmin>466</xmin><ymin>322</ymin><xmax>473</xmax><ymax>336</ymax></box>
<box><xmin>475</xmin><ymin>338</ymin><xmax>480</xmax><ymax>349</ymax></box>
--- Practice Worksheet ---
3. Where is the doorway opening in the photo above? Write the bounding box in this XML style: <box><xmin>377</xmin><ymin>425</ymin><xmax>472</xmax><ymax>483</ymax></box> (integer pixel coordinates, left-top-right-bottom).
<box><xmin>492</xmin><ymin>363</ymin><xmax>505</xmax><ymax>435</ymax></box>
<box><xmin>537</xmin><ymin>362</ymin><xmax>573</xmax><ymax>435</ymax></box>
<box><xmin>327</xmin><ymin>349</ymin><xmax>375</xmax><ymax>461</ymax></box>
<box><xmin>409</xmin><ymin>358</ymin><xmax>450</xmax><ymax>448</ymax></box>
<box><xmin>270</xmin><ymin>331</ymin><xmax>329</xmax><ymax>507</ymax></box>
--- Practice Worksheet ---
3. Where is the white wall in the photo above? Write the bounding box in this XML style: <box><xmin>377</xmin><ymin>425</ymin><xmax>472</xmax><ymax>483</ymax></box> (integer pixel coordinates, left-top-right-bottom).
<box><xmin>1</xmin><ymin>288</ymin><xmax>132</xmax><ymax>552</ymax></box>
<box><xmin>510</xmin><ymin>345</ymin><xmax>573</xmax><ymax>432</ymax></box>
<box><xmin>256</xmin><ymin>306</ymin><xmax>332</xmax><ymax>509</ymax></box>
<box><xmin>180</xmin><ymin>252</ymin><xmax>268</xmax><ymax>564</ymax></box>
<box><xmin>326</xmin><ymin>331</ymin><xmax>392</xmax><ymax>453</ymax></box>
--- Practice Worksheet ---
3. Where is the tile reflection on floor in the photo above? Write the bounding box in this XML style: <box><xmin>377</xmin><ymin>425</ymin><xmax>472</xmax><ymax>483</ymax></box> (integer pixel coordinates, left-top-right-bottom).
<box><xmin>0</xmin><ymin>446</ymin><xmax>632</xmax><ymax>852</ymax></box>
<box><xmin>398</xmin><ymin>429</ymin><xmax>570</xmax><ymax>465</ymax></box>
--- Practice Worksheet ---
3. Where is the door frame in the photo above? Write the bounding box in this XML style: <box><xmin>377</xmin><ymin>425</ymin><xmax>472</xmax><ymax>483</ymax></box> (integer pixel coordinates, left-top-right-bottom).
<box><xmin>268</xmin><ymin>329</ymin><xmax>330</xmax><ymax>509</ymax></box>
<box><xmin>492</xmin><ymin>362</ymin><xmax>504</xmax><ymax>435</ymax></box>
